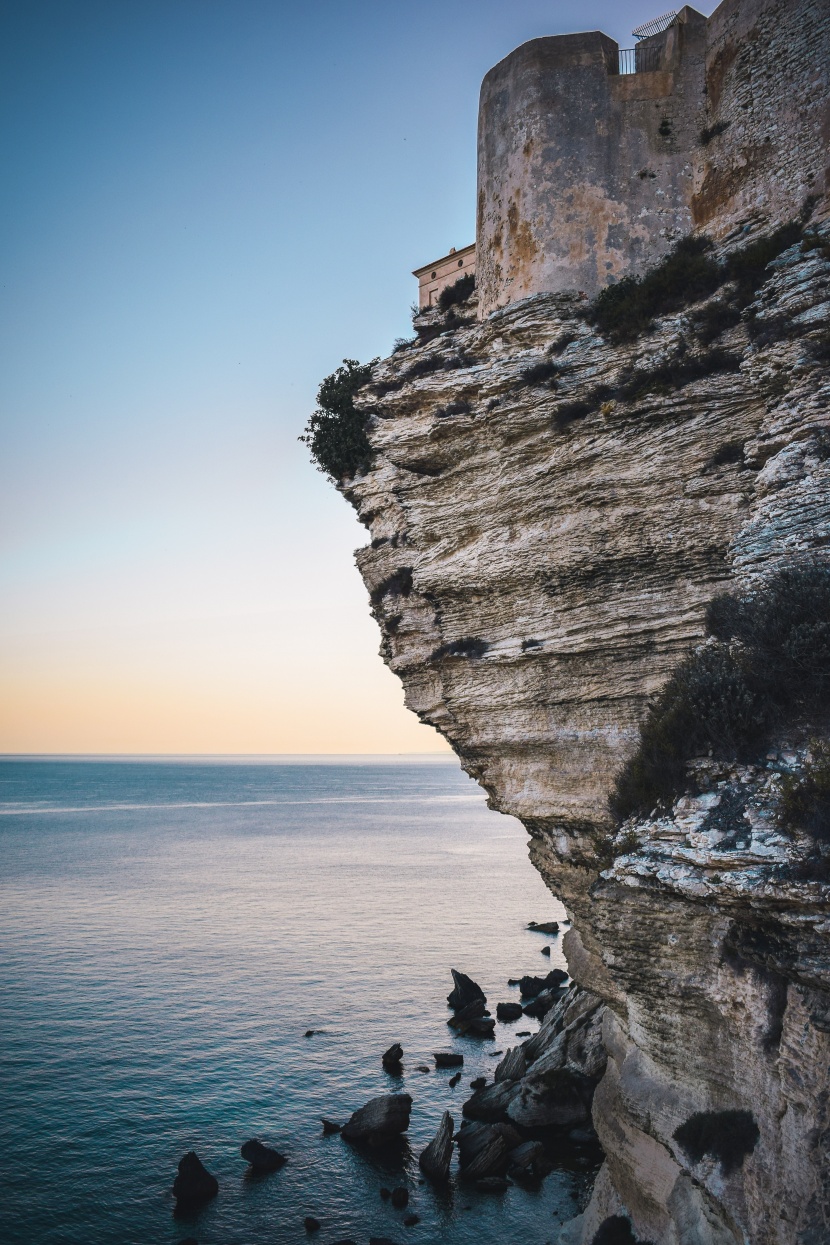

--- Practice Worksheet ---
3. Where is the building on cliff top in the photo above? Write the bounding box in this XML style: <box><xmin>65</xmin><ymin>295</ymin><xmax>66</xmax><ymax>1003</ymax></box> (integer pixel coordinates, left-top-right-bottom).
<box><xmin>412</xmin><ymin>243</ymin><xmax>476</xmax><ymax>310</ymax></box>
<box><xmin>414</xmin><ymin>0</ymin><xmax>828</xmax><ymax>317</ymax></box>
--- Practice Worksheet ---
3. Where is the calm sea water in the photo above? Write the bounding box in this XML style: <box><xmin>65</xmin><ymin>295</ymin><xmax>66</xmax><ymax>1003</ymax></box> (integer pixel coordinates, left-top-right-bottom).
<box><xmin>0</xmin><ymin>757</ymin><xmax>590</xmax><ymax>1245</ymax></box>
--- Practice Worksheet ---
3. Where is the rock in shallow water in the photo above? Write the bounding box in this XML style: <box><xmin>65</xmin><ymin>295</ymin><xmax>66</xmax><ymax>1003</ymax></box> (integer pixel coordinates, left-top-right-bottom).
<box><xmin>173</xmin><ymin>1152</ymin><xmax>218</xmax><ymax>1210</ymax></box>
<box><xmin>321</xmin><ymin>1118</ymin><xmax>341</xmax><ymax>1135</ymax></box>
<box><xmin>528</xmin><ymin>920</ymin><xmax>559</xmax><ymax>934</ymax></box>
<box><xmin>240</xmin><ymin>1139</ymin><xmax>287</xmax><ymax>1172</ymax></box>
<box><xmin>382</xmin><ymin>1042</ymin><xmax>404</xmax><ymax>1071</ymax></box>
<box><xmin>496</xmin><ymin>1001</ymin><xmax>523</xmax><ymax>1022</ymax></box>
<box><xmin>341</xmin><ymin>1093</ymin><xmax>412</xmax><ymax>1142</ymax></box>
<box><xmin>303</xmin><ymin>1216</ymin><xmax>321</xmax><ymax>1232</ymax></box>
<box><xmin>418</xmin><ymin>1110</ymin><xmax>454</xmax><ymax>1182</ymax></box>
<box><xmin>433</xmin><ymin>1051</ymin><xmax>463</xmax><ymax>1067</ymax></box>
<box><xmin>447</xmin><ymin>968</ymin><xmax>486</xmax><ymax>1011</ymax></box>
<box><xmin>390</xmin><ymin>1186</ymin><xmax>409</xmax><ymax>1208</ymax></box>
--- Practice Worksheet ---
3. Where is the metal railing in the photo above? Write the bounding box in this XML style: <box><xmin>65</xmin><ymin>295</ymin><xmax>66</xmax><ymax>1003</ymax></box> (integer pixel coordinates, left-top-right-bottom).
<box><xmin>616</xmin><ymin>44</ymin><xmax>663</xmax><ymax>74</ymax></box>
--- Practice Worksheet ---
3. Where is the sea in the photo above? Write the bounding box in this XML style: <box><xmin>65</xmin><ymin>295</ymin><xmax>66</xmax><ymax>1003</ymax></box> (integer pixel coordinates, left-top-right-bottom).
<box><xmin>0</xmin><ymin>756</ymin><xmax>594</xmax><ymax>1245</ymax></box>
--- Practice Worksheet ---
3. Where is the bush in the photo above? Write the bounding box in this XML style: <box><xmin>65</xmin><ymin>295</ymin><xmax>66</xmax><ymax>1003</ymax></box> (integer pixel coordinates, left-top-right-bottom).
<box><xmin>300</xmin><ymin>358</ymin><xmax>377</xmax><ymax>483</ymax></box>
<box><xmin>591</xmin><ymin>1218</ymin><xmax>644</xmax><ymax>1245</ymax></box>
<box><xmin>615</xmin><ymin>348</ymin><xmax>740</xmax><ymax>402</ymax></box>
<box><xmin>691</xmin><ymin>300</ymin><xmax>742</xmax><ymax>343</ymax></box>
<box><xmin>673</xmin><ymin>1110</ymin><xmax>759</xmax><ymax>1175</ymax></box>
<box><xmin>438</xmin><ymin>273</ymin><xmax>475</xmax><ymax>313</ymax></box>
<box><xmin>588</xmin><ymin>236</ymin><xmax>721</xmax><ymax>341</ymax></box>
<box><xmin>699</xmin><ymin>120</ymin><xmax>730</xmax><ymax>146</ymax></box>
<box><xmin>779</xmin><ymin>742</ymin><xmax>830</xmax><ymax>842</ymax></box>
<box><xmin>588</xmin><ymin>223</ymin><xmax>803</xmax><ymax>344</ymax></box>
<box><xmin>612</xmin><ymin>562</ymin><xmax>830</xmax><ymax>820</ymax></box>
<box><xmin>521</xmin><ymin>360</ymin><xmax>560</xmax><ymax>387</ymax></box>
<box><xmin>432</xmin><ymin>637</ymin><xmax>489</xmax><ymax>661</ymax></box>
<box><xmin>370</xmin><ymin>568</ymin><xmax>413</xmax><ymax>606</ymax></box>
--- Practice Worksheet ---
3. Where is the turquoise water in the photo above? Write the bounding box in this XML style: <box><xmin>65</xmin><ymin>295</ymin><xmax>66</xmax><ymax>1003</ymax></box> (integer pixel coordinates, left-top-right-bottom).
<box><xmin>0</xmin><ymin>758</ymin><xmax>590</xmax><ymax>1245</ymax></box>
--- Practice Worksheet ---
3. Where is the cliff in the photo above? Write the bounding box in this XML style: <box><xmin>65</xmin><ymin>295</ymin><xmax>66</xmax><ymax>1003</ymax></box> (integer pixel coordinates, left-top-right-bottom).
<box><xmin>339</xmin><ymin>218</ymin><xmax>830</xmax><ymax>1243</ymax></box>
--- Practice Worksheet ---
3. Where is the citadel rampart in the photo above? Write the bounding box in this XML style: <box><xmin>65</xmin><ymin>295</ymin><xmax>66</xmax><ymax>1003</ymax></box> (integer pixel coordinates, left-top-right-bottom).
<box><xmin>476</xmin><ymin>0</ymin><xmax>829</xmax><ymax>316</ymax></box>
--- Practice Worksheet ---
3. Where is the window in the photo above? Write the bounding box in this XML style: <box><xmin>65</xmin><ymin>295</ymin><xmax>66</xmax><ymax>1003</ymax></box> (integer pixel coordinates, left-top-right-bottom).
<box><xmin>458</xmin><ymin>259</ymin><xmax>463</xmax><ymax>267</ymax></box>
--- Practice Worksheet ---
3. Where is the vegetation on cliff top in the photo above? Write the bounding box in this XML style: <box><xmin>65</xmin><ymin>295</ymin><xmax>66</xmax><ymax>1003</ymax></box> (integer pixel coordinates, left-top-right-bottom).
<box><xmin>588</xmin><ymin>222</ymin><xmax>804</xmax><ymax>343</ymax></box>
<box><xmin>611</xmin><ymin>562</ymin><xmax>830</xmax><ymax>821</ymax></box>
<box><xmin>300</xmin><ymin>357</ymin><xmax>376</xmax><ymax>484</ymax></box>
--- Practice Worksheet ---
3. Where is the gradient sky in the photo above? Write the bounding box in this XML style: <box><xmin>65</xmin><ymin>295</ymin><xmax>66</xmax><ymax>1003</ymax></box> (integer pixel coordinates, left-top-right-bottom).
<box><xmin>0</xmin><ymin>0</ymin><xmax>715</xmax><ymax>754</ymax></box>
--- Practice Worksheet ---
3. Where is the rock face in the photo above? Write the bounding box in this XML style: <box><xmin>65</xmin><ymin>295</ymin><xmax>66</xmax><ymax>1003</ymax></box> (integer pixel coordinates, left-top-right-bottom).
<box><xmin>341</xmin><ymin>1094</ymin><xmax>412</xmax><ymax>1143</ymax></box>
<box><xmin>447</xmin><ymin>969</ymin><xmax>486</xmax><ymax>1010</ymax></box>
<box><xmin>341</xmin><ymin>198</ymin><xmax>830</xmax><ymax>1241</ymax></box>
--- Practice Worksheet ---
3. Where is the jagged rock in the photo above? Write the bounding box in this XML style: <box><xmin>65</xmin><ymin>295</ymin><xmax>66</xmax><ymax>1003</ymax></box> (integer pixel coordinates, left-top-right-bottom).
<box><xmin>496</xmin><ymin>1002</ymin><xmax>524</xmax><ymax>1022</ymax></box>
<box><xmin>447</xmin><ymin>969</ymin><xmax>486</xmax><ymax>1011</ymax></box>
<box><xmin>433</xmin><ymin>1051</ymin><xmax>463</xmax><ymax>1068</ymax></box>
<box><xmin>493</xmin><ymin>1121</ymin><xmax>523</xmax><ymax>1150</ymax></box>
<box><xmin>541</xmin><ymin>946</ymin><xmax>551</xmax><ymax>956</ymax></box>
<box><xmin>522</xmin><ymin>988</ymin><xmax>562</xmax><ymax>1019</ymax></box>
<box><xmin>173</xmin><ymin>1152</ymin><xmax>218</xmax><ymax>1209</ymax></box>
<box><xmin>456</xmin><ymin>1120</ymin><xmax>509</xmax><ymax>1179</ymax></box>
<box><xmin>448</xmin><ymin>998</ymin><xmax>492</xmax><ymax>1032</ymax></box>
<box><xmin>321</xmin><ymin>1118</ymin><xmax>341</xmax><ymax>1134</ymax></box>
<box><xmin>382</xmin><ymin>1043</ymin><xmax>404</xmax><ymax>1070</ymax></box>
<box><xmin>419</xmin><ymin>1110</ymin><xmax>454</xmax><ymax>1182</ymax></box>
<box><xmin>240</xmin><ymin>1139</ymin><xmax>286</xmax><ymax>1172</ymax></box>
<box><xmin>466</xmin><ymin>1016</ymin><xmax>496</xmax><ymax>1037</ymax></box>
<box><xmin>507</xmin><ymin>1068</ymin><xmax>595</xmax><ymax>1131</ymax></box>
<box><xmin>341</xmin><ymin>1094</ymin><xmax>412</xmax><ymax>1142</ymax></box>
<box><xmin>507</xmin><ymin>1139</ymin><xmax>551</xmax><ymax>1181</ymax></box>
<box><xmin>390</xmin><ymin>1186</ymin><xmax>409</xmax><ymax>1208</ymax></box>
<box><xmin>519</xmin><ymin>970</ymin><xmax>568</xmax><ymax>999</ymax></box>
<box><xmin>462</xmin><ymin>1079</ymin><xmax>518</xmax><ymax>1121</ymax></box>
<box><xmin>494</xmin><ymin>1046</ymin><xmax>528</xmax><ymax>1082</ymax></box>
<box><xmin>528</xmin><ymin>921</ymin><xmax>560</xmax><ymax>934</ymax></box>
<box><xmin>470</xmin><ymin>1076</ymin><xmax>487</xmax><ymax>1089</ymax></box>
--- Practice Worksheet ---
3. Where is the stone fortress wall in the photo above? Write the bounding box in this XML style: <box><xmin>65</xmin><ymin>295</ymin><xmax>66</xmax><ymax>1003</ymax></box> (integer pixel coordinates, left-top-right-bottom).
<box><xmin>475</xmin><ymin>0</ymin><xmax>830</xmax><ymax>317</ymax></box>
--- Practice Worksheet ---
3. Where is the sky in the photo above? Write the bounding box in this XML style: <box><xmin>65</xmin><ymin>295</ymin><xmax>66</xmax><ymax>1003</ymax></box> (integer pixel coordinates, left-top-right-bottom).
<box><xmin>0</xmin><ymin>0</ymin><xmax>716</xmax><ymax>755</ymax></box>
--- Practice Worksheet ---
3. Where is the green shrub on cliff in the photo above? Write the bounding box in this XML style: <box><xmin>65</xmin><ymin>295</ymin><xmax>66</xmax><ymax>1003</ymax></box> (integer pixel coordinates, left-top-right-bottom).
<box><xmin>778</xmin><ymin>742</ymin><xmax>830</xmax><ymax>842</ymax></box>
<box><xmin>300</xmin><ymin>358</ymin><xmax>377</xmax><ymax>484</ymax></box>
<box><xmin>437</xmin><ymin>272</ymin><xmax>475</xmax><ymax>312</ymax></box>
<box><xmin>589</xmin><ymin>222</ymin><xmax>803</xmax><ymax>343</ymax></box>
<box><xmin>611</xmin><ymin>561</ymin><xmax>830</xmax><ymax>820</ymax></box>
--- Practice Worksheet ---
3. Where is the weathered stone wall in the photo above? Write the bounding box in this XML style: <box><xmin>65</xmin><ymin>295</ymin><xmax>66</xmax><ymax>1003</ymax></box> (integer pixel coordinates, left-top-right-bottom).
<box><xmin>476</xmin><ymin>0</ymin><xmax>830</xmax><ymax>316</ymax></box>
<box><xmin>693</xmin><ymin>0</ymin><xmax>830</xmax><ymax>237</ymax></box>
<box><xmin>476</xmin><ymin>13</ymin><xmax>706</xmax><ymax>315</ymax></box>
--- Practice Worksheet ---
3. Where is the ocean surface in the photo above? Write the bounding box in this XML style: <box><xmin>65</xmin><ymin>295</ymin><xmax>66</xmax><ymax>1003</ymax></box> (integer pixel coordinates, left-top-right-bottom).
<box><xmin>0</xmin><ymin>757</ymin><xmax>592</xmax><ymax>1245</ymax></box>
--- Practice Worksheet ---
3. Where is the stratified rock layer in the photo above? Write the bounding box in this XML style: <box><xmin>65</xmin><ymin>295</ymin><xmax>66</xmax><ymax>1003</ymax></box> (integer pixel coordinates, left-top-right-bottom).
<box><xmin>343</xmin><ymin>223</ymin><xmax>830</xmax><ymax>1243</ymax></box>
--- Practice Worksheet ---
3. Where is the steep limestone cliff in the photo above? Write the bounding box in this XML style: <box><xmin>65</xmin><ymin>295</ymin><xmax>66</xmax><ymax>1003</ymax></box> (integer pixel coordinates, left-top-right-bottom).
<box><xmin>340</xmin><ymin>223</ymin><xmax>830</xmax><ymax>1243</ymax></box>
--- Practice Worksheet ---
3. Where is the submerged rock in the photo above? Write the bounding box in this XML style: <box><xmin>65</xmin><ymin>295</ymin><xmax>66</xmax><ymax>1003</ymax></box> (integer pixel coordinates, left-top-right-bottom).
<box><xmin>341</xmin><ymin>1093</ymin><xmax>412</xmax><ymax>1142</ymax></box>
<box><xmin>528</xmin><ymin>921</ymin><xmax>560</xmax><ymax>934</ymax></box>
<box><xmin>447</xmin><ymin>969</ymin><xmax>486</xmax><ymax>1011</ymax></box>
<box><xmin>390</xmin><ymin>1186</ymin><xmax>409</xmax><ymax>1208</ymax></box>
<box><xmin>173</xmin><ymin>1152</ymin><xmax>219</xmax><ymax>1210</ymax></box>
<box><xmin>449</xmin><ymin>1071</ymin><xmax>461</xmax><ymax>1087</ymax></box>
<box><xmin>240</xmin><ymin>1139</ymin><xmax>287</xmax><ymax>1172</ymax></box>
<box><xmin>303</xmin><ymin>1216</ymin><xmax>321</xmax><ymax>1232</ymax></box>
<box><xmin>419</xmin><ymin>1110</ymin><xmax>454</xmax><ymax>1182</ymax></box>
<box><xmin>475</xmin><ymin>1175</ymin><xmax>511</xmax><ymax>1193</ymax></box>
<box><xmin>496</xmin><ymin>1002</ymin><xmax>523</xmax><ymax>1022</ymax></box>
<box><xmin>403</xmin><ymin>1212</ymin><xmax>420</xmax><ymax>1226</ymax></box>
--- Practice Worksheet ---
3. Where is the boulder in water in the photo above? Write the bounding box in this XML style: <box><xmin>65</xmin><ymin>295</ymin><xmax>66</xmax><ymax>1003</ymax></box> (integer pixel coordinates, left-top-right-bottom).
<box><xmin>418</xmin><ymin>1110</ymin><xmax>454</xmax><ymax>1182</ymax></box>
<box><xmin>527</xmin><ymin>920</ymin><xmax>560</xmax><ymax>934</ymax></box>
<box><xmin>341</xmin><ymin>1094</ymin><xmax>412</xmax><ymax>1142</ymax></box>
<box><xmin>496</xmin><ymin>1002</ymin><xmax>523</xmax><ymax>1022</ymax></box>
<box><xmin>173</xmin><ymin>1152</ymin><xmax>218</xmax><ymax>1210</ymax></box>
<box><xmin>241</xmin><ymin>1139</ymin><xmax>287</xmax><ymax>1172</ymax></box>
<box><xmin>447</xmin><ymin>969</ymin><xmax>486</xmax><ymax>1011</ymax></box>
<box><xmin>304</xmin><ymin>1216</ymin><xmax>321</xmax><ymax>1232</ymax></box>
<box><xmin>382</xmin><ymin>1043</ymin><xmax>404</xmax><ymax>1071</ymax></box>
<box><xmin>321</xmin><ymin>1118</ymin><xmax>341</xmax><ymax>1135</ymax></box>
<box><xmin>433</xmin><ymin>1051</ymin><xmax>463</xmax><ymax>1068</ymax></box>
<box><xmin>456</xmin><ymin>1120</ymin><xmax>508</xmax><ymax>1179</ymax></box>
<box><xmin>390</xmin><ymin>1186</ymin><xmax>409</xmax><ymax>1208</ymax></box>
